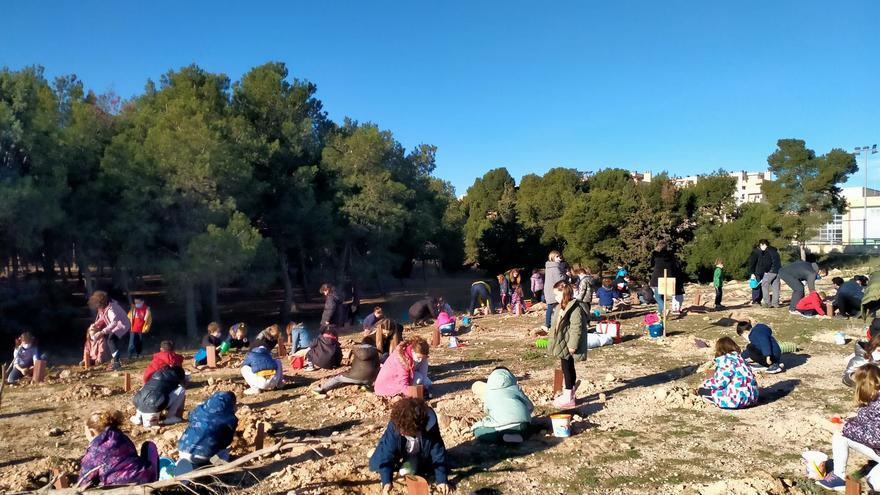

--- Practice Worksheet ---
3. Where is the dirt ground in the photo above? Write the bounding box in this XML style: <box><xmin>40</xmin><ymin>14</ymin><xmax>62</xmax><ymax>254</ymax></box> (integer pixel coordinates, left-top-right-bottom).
<box><xmin>1</xmin><ymin>265</ymin><xmax>879</xmax><ymax>495</ymax></box>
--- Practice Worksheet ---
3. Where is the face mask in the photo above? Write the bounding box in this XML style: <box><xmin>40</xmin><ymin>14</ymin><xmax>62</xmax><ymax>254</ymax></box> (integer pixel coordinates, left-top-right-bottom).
<box><xmin>412</xmin><ymin>355</ymin><xmax>424</xmax><ymax>364</ymax></box>
<box><xmin>760</xmin><ymin>245</ymin><xmax>767</xmax><ymax>251</ymax></box>
<box><xmin>135</xmin><ymin>303</ymin><xmax>144</xmax><ymax>308</ymax></box>
<box><xmin>554</xmin><ymin>289</ymin><xmax>563</xmax><ymax>300</ymax></box>
<box><xmin>21</xmin><ymin>343</ymin><xmax>30</xmax><ymax>349</ymax></box>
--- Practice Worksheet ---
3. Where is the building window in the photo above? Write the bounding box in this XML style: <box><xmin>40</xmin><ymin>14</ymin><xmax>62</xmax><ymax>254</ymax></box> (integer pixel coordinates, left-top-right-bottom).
<box><xmin>816</xmin><ymin>214</ymin><xmax>843</xmax><ymax>244</ymax></box>
<box><xmin>741</xmin><ymin>194</ymin><xmax>745</xmax><ymax>199</ymax></box>
<box><xmin>742</xmin><ymin>186</ymin><xmax>746</xmax><ymax>190</ymax></box>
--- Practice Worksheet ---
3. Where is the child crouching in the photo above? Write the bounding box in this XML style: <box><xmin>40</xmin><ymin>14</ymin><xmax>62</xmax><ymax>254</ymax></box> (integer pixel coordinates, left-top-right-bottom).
<box><xmin>176</xmin><ymin>392</ymin><xmax>237</xmax><ymax>472</ymax></box>
<box><xmin>696</xmin><ymin>337</ymin><xmax>759</xmax><ymax>409</ymax></box>
<box><xmin>471</xmin><ymin>367</ymin><xmax>533</xmax><ymax>444</ymax></box>
<box><xmin>78</xmin><ymin>410</ymin><xmax>158</xmax><ymax>487</ymax></box>
<box><xmin>369</xmin><ymin>398</ymin><xmax>451</xmax><ymax>495</ymax></box>
<box><xmin>131</xmin><ymin>340</ymin><xmax>186</xmax><ymax>426</ymax></box>
<box><xmin>241</xmin><ymin>344</ymin><xmax>284</xmax><ymax>395</ymax></box>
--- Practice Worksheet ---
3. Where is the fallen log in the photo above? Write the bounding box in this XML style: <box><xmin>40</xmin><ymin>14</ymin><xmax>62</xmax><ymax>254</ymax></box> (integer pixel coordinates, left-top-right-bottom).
<box><xmin>14</xmin><ymin>434</ymin><xmax>363</xmax><ymax>495</ymax></box>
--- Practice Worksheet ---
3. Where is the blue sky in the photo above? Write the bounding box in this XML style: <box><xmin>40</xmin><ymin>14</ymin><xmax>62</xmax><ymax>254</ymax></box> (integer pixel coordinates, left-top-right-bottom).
<box><xmin>2</xmin><ymin>1</ymin><xmax>878</xmax><ymax>194</ymax></box>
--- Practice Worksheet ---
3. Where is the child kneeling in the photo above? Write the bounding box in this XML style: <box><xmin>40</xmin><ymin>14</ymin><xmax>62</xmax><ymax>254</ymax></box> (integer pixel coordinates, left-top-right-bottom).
<box><xmin>374</xmin><ymin>337</ymin><xmax>432</xmax><ymax>398</ymax></box>
<box><xmin>817</xmin><ymin>363</ymin><xmax>880</xmax><ymax>491</ymax></box>
<box><xmin>176</xmin><ymin>392</ymin><xmax>237</xmax><ymax>473</ymax></box>
<box><xmin>78</xmin><ymin>410</ymin><xmax>158</xmax><ymax>487</ymax></box>
<box><xmin>131</xmin><ymin>340</ymin><xmax>186</xmax><ymax>427</ymax></box>
<box><xmin>471</xmin><ymin>367</ymin><xmax>534</xmax><ymax>444</ymax></box>
<box><xmin>313</xmin><ymin>342</ymin><xmax>380</xmax><ymax>395</ymax></box>
<box><xmin>8</xmin><ymin>332</ymin><xmax>41</xmax><ymax>384</ymax></box>
<box><xmin>696</xmin><ymin>337</ymin><xmax>759</xmax><ymax>409</ymax></box>
<box><xmin>241</xmin><ymin>345</ymin><xmax>283</xmax><ymax>395</ymax></box>
<box><xmin>369</xmin><ymin>398</ymin><xmax>451</xmax><ymax>495</ymax></box>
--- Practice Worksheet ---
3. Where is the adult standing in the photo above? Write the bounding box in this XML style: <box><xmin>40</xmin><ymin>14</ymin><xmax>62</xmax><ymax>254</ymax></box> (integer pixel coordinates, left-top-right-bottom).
<box><xmin>778</xmin><ymin>260</ymin><xmax>820</xmax><ymax>313</ymax></box>
<box><xmin>544</xmin><ymin>250</ymin><xmax>568</xmax><ymax>330</ymax></box>
<box><xmin>833</xmin><ymin>276</ymin><xmax>869</xmax><ymax>318</ymax></box>
<box><xmin>548</xmin><ymin>280</ymin><xmax>588</xmax><ymax>408</ymax></box>
<box><xmin>469</xmin><ymin>280</ymin><xmax>494</xmax><ymax>315</ymax></box>
<box><xmin>649</xmin><ymin>240</ymin><xmax>684</xmax><ymax>315</ymax></box>
<box><xmin>751</xmin><ymin>240</ymin><xmax>781</xmax><ymax>308</ymax></box>
<box><xmin>89</xmin><ymin>290</ymin><xmax>131</xmax><ymax>371</ymax></box>
<box><xmin>320</xmin><ymin>283</ymin><xmax>348</xmax><ymax>330</ymax></box>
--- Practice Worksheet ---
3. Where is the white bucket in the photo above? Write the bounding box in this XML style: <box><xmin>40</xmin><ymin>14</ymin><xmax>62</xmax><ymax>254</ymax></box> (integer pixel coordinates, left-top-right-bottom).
<box><xmin>802</xmin><ymin>450</ymin><xmax>828</xmax><ymax>480</ymax></box>
<box><xmin>550</xmin><ymin>414</ymin><xmax>572</xmax><ymax>438</ymax></box>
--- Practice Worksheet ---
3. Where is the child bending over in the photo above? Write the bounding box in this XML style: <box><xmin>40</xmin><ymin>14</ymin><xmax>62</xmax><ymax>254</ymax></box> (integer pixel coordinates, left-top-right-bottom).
<box><xmin>817</xmin><ymin>363</ymin><xmax>880</xmax><ymax>491</ymax></box>
<box><xmin>132</xmin><ymin>340</ymin><xmax>186</xmax><ymax>426</ymax></box>
<box><xmin>226</xmin><ymin>323</ymin><xmax>249</xmax><ymax>351</ymax></box>
<box><xmin>471</xmin><ymin>367</ymin><xmax>533</xmax><ymax>444</ymax></box>
<box><xmin>241</xmin><ymin>344</ymin><xmax>284</xmax><ymax>395</ymax></box>
<box><xmin>194</xmin><ymin>322</ymin><xmax>224</xmax><ymax>366</ymax></box>
<box><xmin>737</xmin><ymin>321</ymin><xmax>784</xmax><ymax>374</ymax></box>
<box><xmin>369</xmin><ymin>398</ymin><xmax>451</xmax><ymax>495</ymax></box>
<box><xmin>176</xmin><ymin>392</ymin><xmax>237</xmax><ymax>473</ymax></box>
<box><xmin>77</xmin><ymin>410</ymin><xmax>157</xmax><ymax>487</ymax></box>
<box><xmin>83</xmin><ymin>326</ymin><xmax>109</xmax><ymax>367</ymax></box>
<box><xmin>696</xmin><ymin>337</ymin><xmax>759</xmax><ymax>409</ymax></box>
<box><xmin>374</xmin><ymin>336</ymin><xmax>432</xmax><ymax>398</ymax></box>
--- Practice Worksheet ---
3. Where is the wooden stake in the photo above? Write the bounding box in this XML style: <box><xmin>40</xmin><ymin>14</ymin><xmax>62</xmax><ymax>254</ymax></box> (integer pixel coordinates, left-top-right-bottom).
<box><xmin>254</xmin><ymin>422</ymin><xmax>266</xmax><ymax>451</ymax></box>
<box><xmin>553</xmin><ymin>368</ymin><xmax>563</xmax><ymax>394</ymax></box>
<box><xmin>32</xmin><ymin>359</ymin><xmax>46</xmax><ymax>384</ymax></box>
<box><xmin>276</xmin><ymin>340</ymin><xmax>286</xmax><ymax>360</ymax></box>
<box><xmin>694</xmin><ymin>293</ymin><xmax>702</xmax><ymax>307</ymax></box>
<box><xmin>83</xmin><ymin>341</ymin><xmax>90</xmax><ymax>370</ymax></box>
<box><xmin>206</xmin><ymin>346</ymin><xmax>217</xmax><ymax>369</ymax></box>
<box><xmin>407</xmin><ymin>385</ymin><xmax>425</xmax><ymax>399</ymax></box>
<box><xmin>845</xmin><ymin>477</ymin><xmax>861</xmax><ymax>495</ymax></box>
<box><xmin>405</xmin><ymin>475</ymin><xmax>430</xmax><ymax>495</ymax></box>
<box><xmin>0</xmin><ymin>363</ymin><xmax>6</xmax><ymax>410</ymax></box>
<box><xmin>53</xmin><ymin>469</ymin><xmax>70</xmax><ymax>489</ymax></box>
<box><xmin>431</xmin><ymin>326</ymin><xmax>441</xmax><ymax>347</ymax></box>
<box><xmin>123</xmin><ymin>373</ymin><xmax>132</xmax><ymax>392</ymax></box>
<box><xmin>662</xmin><ymin>269</ymin><xmax>668</xmax><ymax>337</ymax></box>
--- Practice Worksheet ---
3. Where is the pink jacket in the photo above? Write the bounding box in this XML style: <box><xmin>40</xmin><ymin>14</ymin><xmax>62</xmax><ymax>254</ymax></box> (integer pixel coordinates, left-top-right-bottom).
<box><xmin>85</xmin><ymin>335</ymin><xmax>109</xmax><ymax>364</ymax></box>
<box><xmin>97</xmin><ymin>300</ymin><xmax>131</xmax><ymax>338</ymax></box>
<box><xmin>373</xmin><ymin>344</ymin><xmax>427</xmax><ymax>397</ymax></box>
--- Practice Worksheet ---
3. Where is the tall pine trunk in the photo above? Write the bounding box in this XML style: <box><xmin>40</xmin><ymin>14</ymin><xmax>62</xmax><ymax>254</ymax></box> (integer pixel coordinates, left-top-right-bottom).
<box><xmin>185</xmin><ymin>281</ymin><xmax>197</xmax><ymax>338</ymax></box>
<box><xmin>279</xmin><ymin>251</ymin><xmax>293</xmax><ymax>324</ymax></box>
<box><xmin>210</xmin><ymin>275</ymin><xmax>220</xmax><ymax>324</ymax></box>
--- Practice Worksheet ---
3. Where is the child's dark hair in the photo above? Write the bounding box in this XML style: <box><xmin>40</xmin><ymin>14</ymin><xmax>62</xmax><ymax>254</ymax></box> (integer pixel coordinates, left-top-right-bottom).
<box><xmin>390</xmin><ymin>398</ymin><xmax>429</xmax><ymax>437</ymax></box>
<box><xmin>832</xmin><ymin>276</ymin><xmax>845</xmax><ymax>287</ymax></box>
<box><xmin>714</xmin><ymin>336</ymin><xmax>741</xmax><ymax>357</ymax></box>
<box><xmin>207</xmin><ymin>322</ymin><xmax>221</xmax><ymax>334</ymax></box>
<box><xmin>735</xmin><ymin>321</ymin><xmax>752</xmax><ymax>336</ymax></box>
<box><xmin>602</xmin><ymin>277</ymin><xmax>612</xmax><ymax>287</ymax></box>
<box><xmin>160</xmin><ymin>340</ymin><xmax>175</xmax><ymax>352</ymax></box>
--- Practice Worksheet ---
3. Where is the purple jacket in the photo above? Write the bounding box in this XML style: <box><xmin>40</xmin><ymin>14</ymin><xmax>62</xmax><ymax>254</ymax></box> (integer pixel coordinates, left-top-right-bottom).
<box><xmin>843</xmin><ymin>399</ymin><xmax>880</xmax><ymax>452</ymax></box>
<box><xmin>97</xmin><ymin>300</ymin><xmax>131</xmax><ymax>338</ymax></box>
<box><xmin>78</xmin><ymin>427</ymin><xmax>154</xmax><ymax>487</ymax></box>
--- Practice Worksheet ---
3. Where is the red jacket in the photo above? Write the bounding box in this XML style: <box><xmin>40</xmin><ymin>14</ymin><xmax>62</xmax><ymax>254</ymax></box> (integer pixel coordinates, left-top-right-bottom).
<box><xmin>796</xmin><ymin>291</ymin><xmax>826</xmax><ymax>316</ymax></box>
<box><xmin>143</xmin><ymin>351</ymin><xmax>184</xmax><ymax>383</ymax></box>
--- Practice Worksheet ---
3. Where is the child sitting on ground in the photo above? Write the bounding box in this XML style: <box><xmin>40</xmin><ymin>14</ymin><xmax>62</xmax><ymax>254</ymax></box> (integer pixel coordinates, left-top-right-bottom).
<box><xmin>696</xmin><ymin>337</ymin><xmax>759</xmax><ymax>409</ymax></box>
<box><xmin>7</xmin><ymin>332</ymin><xmax>41</xmax><ymax>384</ymax></box>
<box><xmin>737</xmin><ymin>321</ymin><xmax>784</xmax><ymax>374</ymax></box>
<box><xmin>435</xmin><ymin>312</ymin><xmax>456</xmax><ymax>336</ymax></box>
<box><xmin>132</xmin><ymin>340</ymin><xmax>186</xmax><ymax>427</ymax></box>
<box><xmin>78</xmin><ymin>410</ymin><xmax>158</xmax><ymax>487</ymax></box>
<box><xmin>596</xmin><ymin>278</ymin><xmax>622</xmax><ymax>312</ymax></box>
<box><xmin>176</xmin><ymin>392</ymin><xmax>237</xmax><ymax>474</ymax></box>
<box><xmin>194</xmin><ymin>322</ymin><xmax>224</xmax><ymax>366</ymax></box>
<box><xmin>253</xmin><ymin>324</ymin><xmax>280</xmax><ymax>351</ymax></box>
<box><xmin>795</xmin><ymin>290</ymin><xmax>828</xmax><ymax>318</ymax></box>
<box><xmin>226</xmin><ymin>323</ymin><xmax>249</xmax><ymax>351</ymax></box>
<box><xmin>374</xmin><ymin>336</ymin><xmax>432</xmax><ymax>397</ymax></box>
<box><xmin>363</xmin><ymin>318</ymin><xmax>403</xmax><ymax>361</ymax></box>
<box><xmin>313</xmin><ymin>342</ymin><xmax>380</xmax><ymax>395</ymax></box>
<box><xmin>241</xmin><ymin>344</ymin><xmax>284</xmax><ymax>395</ymax></box>
<box><xmin>844</xmin><ymin>321</ymin><xmax>880</xmax><ymax>387</ymax></box>
<box><xmin>817</xmin><ymin>363</ymin><xmax>880</xmax><ymax>491</ymax></box>
<box><xmin>306</xmin><ymin>326</ymin><xmax>342</xmax><ymax>371</ymax></box>
<box><xmin>369</xmin><ymin>398</ymin><xmax>450</xmax><ymax>495</ymax></box>
<box><xmin>471</xmin><ymin>367</ymin><xmax>534</xmax><ymax>444</ymax></box>
<box><xmin>83</xmin><ymin>326</ymin><xmax>109</xmax><ymax>367</ymax></box>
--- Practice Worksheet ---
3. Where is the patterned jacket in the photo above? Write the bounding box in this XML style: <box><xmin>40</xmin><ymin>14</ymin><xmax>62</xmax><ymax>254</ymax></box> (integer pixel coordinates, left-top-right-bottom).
<box><xmin>843</xmin><ymin>398</ymin><xmax>880</xmax><ymax>452</ymax></box>
<box><xmin>701</xmin><ymin>352</ymin><xmax>759</xmax><ymax>409</ymax></box>
<box><xmin>78</xmin><ymin>427</ymin><xmax>154</xmax><ymax>487</ymax></box>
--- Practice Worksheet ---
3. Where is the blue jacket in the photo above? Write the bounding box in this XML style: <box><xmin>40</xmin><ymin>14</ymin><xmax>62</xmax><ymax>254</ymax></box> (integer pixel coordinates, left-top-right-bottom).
<box><xmin>178</xmin><ymin>392</ymin><xmax>237</xmax><ymax>459</ymax></box>
<box><xmin>241</xmin><ymin>346</ymin><xmax>277</xmax><ymax>373</ymax></box>
<box><xmin>369</xmin><ymin>408</ymin><xmax>447</xmax><ymax>484</ymax></box>
<box><xmin>743</xmin><ymin>324</ymin><xmax>781</xmax><ymax>361</ymax></box>
<box><xmin>596</xmin><ymin>286</ymin><xmax>620</xmax><ymax>307</ymax></box>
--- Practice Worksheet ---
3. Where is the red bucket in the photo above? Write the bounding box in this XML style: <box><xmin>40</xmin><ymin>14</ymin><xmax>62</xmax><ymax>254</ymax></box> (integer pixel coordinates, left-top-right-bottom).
<box><xmin>290</xmin><ymin>355</ymin><xmax>305</xmax><ymax>369</ymax></box>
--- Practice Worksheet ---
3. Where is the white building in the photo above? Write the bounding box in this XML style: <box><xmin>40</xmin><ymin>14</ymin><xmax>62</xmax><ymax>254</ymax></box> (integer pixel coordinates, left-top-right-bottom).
<box><xmin>808</xmin><ymin>187</ymin><xmax>880</xmax><ymax>253</ymax></box>
<box><xmin>661</xmin><ymin>170</ymin><xmax>772</xmax><ymax>205</ymax></box>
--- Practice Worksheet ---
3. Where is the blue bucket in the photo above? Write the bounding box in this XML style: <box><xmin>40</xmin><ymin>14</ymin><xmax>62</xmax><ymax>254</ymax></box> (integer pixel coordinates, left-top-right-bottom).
<box><xmin>648</xmin><ymin>323</ymin><xmax>664</xmax><ymax>338</ymax></box>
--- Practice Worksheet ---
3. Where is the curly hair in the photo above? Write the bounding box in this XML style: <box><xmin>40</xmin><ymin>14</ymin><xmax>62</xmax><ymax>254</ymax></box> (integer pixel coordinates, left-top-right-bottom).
<box><xmin>86</xmin><ymin>409</ymin><xmax>125</xmax><ymax>432</ymax></box>
<box><xmin>390</xmin><ymin>398</ymin><xmax>429</xmax><ymax>437</ymax></box>
<box><xmin>88</xmin><ymin>290</ymin><xmax>109</xmax><ymax>310</ymax></box>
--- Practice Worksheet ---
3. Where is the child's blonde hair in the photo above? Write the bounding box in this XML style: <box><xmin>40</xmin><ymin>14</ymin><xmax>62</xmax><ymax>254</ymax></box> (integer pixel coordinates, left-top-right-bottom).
<box><xmin>714</xmin><ymin>258</ymin><xmax>724</xmax><ymax>266</ymax></box>
<box><xmin>207</xmin><ymin>322</ymin><xmax>221</xmax><ymax>334</ymax></box>
<box><xmin>818</xmin><ymin>291</ymin><xmax>827</xmax><ymax>300</ymax></box>
<box><xmin>548</xmin><ymin>250</ymin><xmax>561</xmax><ymax>262</ymax></box>
<box><xmin>854</xmin><ymin>363</ymin><xmax>880</xmax><ymax>407</ymax></box>
<box><xmin>86</xmin><ymin>409</ymin><xmax>125</xmax><ymax>432</ymax></box>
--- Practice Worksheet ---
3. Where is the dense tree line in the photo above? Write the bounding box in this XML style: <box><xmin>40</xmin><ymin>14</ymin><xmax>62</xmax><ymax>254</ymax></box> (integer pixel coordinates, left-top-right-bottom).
<box><xmin>0</xmin><ymin>64</ymin><xmax>464</xmax><ymax>336</ymax></box>
<box><xmin>459</xmin><ymin>139</ymin><xmax>857</xmax><ymax>283</ymax></box>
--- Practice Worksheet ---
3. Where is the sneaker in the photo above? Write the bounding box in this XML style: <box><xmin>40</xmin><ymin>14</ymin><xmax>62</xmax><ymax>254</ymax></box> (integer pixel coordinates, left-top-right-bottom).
<box><xmin>161</xmin><ymin>416</ymin><xmax>183</xmax><ymax>425</ymax></box>
<box><xmin>129</xmin><ymin>415</ymin><xmax>142</xmax><ymax>426</ymax></box>
<box><xmin>244</xmin><ymin>387</ymin><xmax>261</xmax><ymax>396</ymax></box>
<box><xmin>789</xmin><ymin>310</ymin><xmax>800</xmax><ymax>316</ymax></box>
<box><xmin>111</xmin><ymin>361</ymin><xmax>122</xmax><ymax>371</ymax></box>
<box><xmin>311</xmin><ymin>387</ymin><xmax>326</xmax><ymax>396</ymax></box>
<box><xmin>816</xmin><ymin>473</ymin><xmax>846</xmax><ymax>491</ymax></box>
<box><xmin>303</xmin><ymin>364</ymin><xmax>315</xmax><ymax>372</ymax></box>
<box><xmin>502</xmin><ymin>433</ymin><xmax>524</xmax><ymax>444</ymax></box>
<box><xmin>764</xmin><ymin>364</ymin><xmax>783</xmax><ymax>374</ymax></box>
<box><xmin>749</xmin><ymin>360</ymin><xmax>767</xmax><ymax>369</ymax></box>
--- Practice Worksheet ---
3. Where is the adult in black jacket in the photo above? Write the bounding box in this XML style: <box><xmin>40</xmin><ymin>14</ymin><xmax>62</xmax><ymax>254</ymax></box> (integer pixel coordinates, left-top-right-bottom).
<box><xmin>320</xmin><ymin>283</ymin><xmax>349</xmax><ymax>329</ymax></box>
<box><xmin>751</xmin><ymin>240</ymin><xmax>782</xmax><ymax>308</ymax></box>
<box><xmin>778</xmin><ymin>260</ymin><xmax>820</xmax><ymax>312</ymax></box>
<box><xmin>312</xmin><ymin>343</ymin><xmax>380</xmax><ymax>394</ymax></box>
<box><xmin>132</xmin><ymin>366</ymin><xmax>186</xmax><ymax>426</ymax></box>
<box><xmin>408</xmin><ymin>297</ymin><xmax>438</xmax><ymax>326</ymax></box>
<box><xmin>649</xmin><ymin>240</ymin><xmax>684</xmax><ymax>314</ymax></box>
<box><xmin>833</xmin><ymin>276</ymin><xmax>868</xmax><ymax>317</ymax></box>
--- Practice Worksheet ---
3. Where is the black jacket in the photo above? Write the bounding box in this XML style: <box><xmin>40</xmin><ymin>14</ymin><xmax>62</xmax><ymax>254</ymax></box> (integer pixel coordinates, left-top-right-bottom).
<box><xmin>133</xmin><ymin>366</ymin><xmax>185</xmax><ymax>413</ymax></box>
<box><xmin>321</xmin><ymin>293</ymin><xmax>348</xmax><ymax>327</ymax></box>
<box><xmin>650</xmin><ymin>249</ymin><xmax>684</xmax><ymax>294</ymax></box>
<box><xmin>408</xmin><ymin>298</ymin><xmax>437</xmax><ymax>320</ymax></box>
<box><xmin>344</xmin><ymin>344</ymin><xmax>380</xmax><ymax>383</ymax></box>
<box><xmin>749</xmin><ymin>247</ymin><xmax>781</xmax><ymax>277</ymax></box>
<box><xmin>308</xmin><ymin>334</ymin><xmax>342</xmax><ymax>370</ymax></box>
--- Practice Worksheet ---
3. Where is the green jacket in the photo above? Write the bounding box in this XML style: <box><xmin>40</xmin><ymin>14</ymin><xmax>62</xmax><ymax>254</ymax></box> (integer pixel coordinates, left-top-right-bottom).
<box><xmin>549</xmin><ymin>301</ymin><xmax>588</xmax><ymax>361</ymax></box>
<box><xmin>713</xmin><ymin>267</ymin><xmax>723</xmax><ymax>288</ymax></box>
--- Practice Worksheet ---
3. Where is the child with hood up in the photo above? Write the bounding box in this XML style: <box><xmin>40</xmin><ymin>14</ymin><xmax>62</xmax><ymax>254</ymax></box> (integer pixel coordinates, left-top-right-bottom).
<box><xmin>471</xmin><ymin>367</ymin><xmax>534</xmax><ymax>444</ymax></box>
<box><xmin>176</xmin><ymin>392</ymin><xmax>238</xmax><ymax>472</ymax></box>
<box><xmin>374</xmin><ymin>336</ymin><xmax>432</xmax><ymax>397</ymax></box>
<box><xmin>132</xmin><ymin>340</ymin><xmax>187</xmax><ymax>426</ymax></box>
<box><xmin>306</xmin><ymin>326</ymin><xmax>342</xmax><ymax>371</ymax></box>
<box><xmin>369</xmin><ymin>398</ymin><xmax>451</xmax><ymax>495</ymax></box>
<box><xmin>696</xmin><ymin>337</ymin><xmax>759</xmax><ymax>409</ymax></box>
<box><xmin>77</xmin><ymin>410</ymin><xmax>157</xmax><ymax>487</ymax></box>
